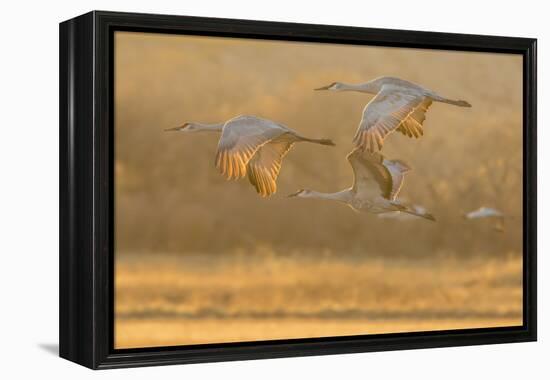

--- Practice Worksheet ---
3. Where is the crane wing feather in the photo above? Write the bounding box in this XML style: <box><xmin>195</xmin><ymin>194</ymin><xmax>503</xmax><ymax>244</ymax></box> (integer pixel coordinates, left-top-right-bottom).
<box><xmin>353</xmin><ymin>90</ymin><xmax>432</xmax><ymax>152</ymax></box>
<box><xmin>215</xmin><ymin>116</ymin><xmax>288</xmax><ymax>180</ymax></box>
<box><xmin>396</xmin><ymin>98</ymin><xmax>432</xmax><ymax>138</ymax></box>
<box><xmin>383</xmin><ymin>159</ymin><xmax>410</xmax><ymax>200</ymax></box>
<box><xmin>347</xmin><ymin>149</ymin><xmax>391</xmax><ymax>198</ymax></box>
<box><xmin>247</xmin><ymin>136</ymin><xmax>295</xmax><ymax>197</ymax></box>
<box><xmin>347</xmin><ymin>149</ymin><xmax>410</xmax><ymax>200</ymax></box>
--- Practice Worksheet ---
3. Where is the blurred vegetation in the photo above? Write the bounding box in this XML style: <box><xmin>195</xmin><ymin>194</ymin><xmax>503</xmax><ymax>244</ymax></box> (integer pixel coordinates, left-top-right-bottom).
<box><xmin>114</xmin><ymin>32</ymin><xmax>523</xmax><ymax>258</ymax></box>
<box><xmin>115</xmin><ymin>252</ymin><xmax>522</xmax><ymax>347</ymax></box>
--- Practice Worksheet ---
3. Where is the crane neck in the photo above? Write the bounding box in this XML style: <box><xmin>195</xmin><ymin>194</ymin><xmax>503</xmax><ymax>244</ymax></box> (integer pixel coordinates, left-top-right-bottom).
<box><xmin>305</xmin><ymin>189</ymin><xmax>353</xmax><ymax>203</ymax></box>
<box><xmin>190</xmin><ymin>122</ymin><xmax>224</xmax><ymax>132</ymax></box>
<box><xmin>339</xmin><ymin>82</ymin><xmax>378</xmax><ymax>94</ymax></box>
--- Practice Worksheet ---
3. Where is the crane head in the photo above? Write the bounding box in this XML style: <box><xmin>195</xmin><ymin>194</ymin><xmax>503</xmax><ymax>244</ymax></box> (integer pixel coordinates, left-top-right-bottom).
<box><xmin>164</xmin><ymin>123</ymin><xmax>194</xmax><ymax>132</ymax></box>
<box><xmin>287</xmin><ymin>189</ymin><xmax>311</xmax><ymax>198</ymax></box>
<box><xmin>314</xmin><ymin>82</ymin><xmax>343</xmax><ymax>91</ymax></box>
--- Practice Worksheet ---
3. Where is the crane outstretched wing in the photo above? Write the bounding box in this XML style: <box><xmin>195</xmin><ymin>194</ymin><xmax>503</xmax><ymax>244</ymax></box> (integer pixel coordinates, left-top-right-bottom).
<box><xmin>353</xmin><ymin>89</ymin><xmax>432</xmax><ymax>152</ymax></box>
<box><xmin>215</xmin><ymin>116</ymin><xmax>287</xmax><ymax>180</ymax></box>
<box><xmin>347</xmin><ymin>149</ymin><xmax>390</xmax><ymax>198</ymax></box>
<box><xmin>396</xmin><ymin>98</ymin><xmax>432</xmax><ymax>138</ymax></box>
<box><xmin>383</xmin><ymin>158</ymin><xmax>411</xmax><ymax>200</ymax></box>
<box><xmin>347</xmin><ymin>149</ymin><xmax>410</xmax><ymax>200</ymax></box>
<box><xmin>247</xmin><ymin>136</ymin><xmax>295</xmax><ymax>197</ymax></box>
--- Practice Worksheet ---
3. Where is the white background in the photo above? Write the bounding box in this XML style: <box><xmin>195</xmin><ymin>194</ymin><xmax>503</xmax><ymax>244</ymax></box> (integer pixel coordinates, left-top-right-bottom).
<box><xmin>0</xmin><ymin>0</ymin><xmax>546</xmax><ymax>378</ymax></box>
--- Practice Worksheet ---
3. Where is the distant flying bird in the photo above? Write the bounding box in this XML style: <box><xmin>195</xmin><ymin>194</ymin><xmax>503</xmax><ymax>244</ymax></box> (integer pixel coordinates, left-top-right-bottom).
<box><xmin>315</xmin><ymin>76</ymin><xmax>471</xmax><ymax>152</ymax></box>
<box><xmin>166</xmin><ymin>115</ymin><xmax>335</xmax><ymax>197</ymax></box>
<box><xmin>288</xmin><ymin>148</ymin><xmax>435</xmax><ymax>221</ymax></box>
<box><xmin>464</xmin><ymin>207</ymin><xmax>504</xmax><ymax>219</ymax></box>
<box><xmin>464</xmin><ymin>207</ymin><xmax>506</xmax><ymax>232</ymax></box>
<box><xmin>378</xmin><ymin>204</ymin><xmax>431</xmax><ymax>221</ymax></box>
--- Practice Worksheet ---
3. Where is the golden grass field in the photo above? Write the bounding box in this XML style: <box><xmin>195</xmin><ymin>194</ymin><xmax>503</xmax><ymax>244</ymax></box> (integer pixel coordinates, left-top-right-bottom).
<box><xmin>115</xmin><ymin>251</ymin><xmax>522</xmax><ymax>348</ymax></box>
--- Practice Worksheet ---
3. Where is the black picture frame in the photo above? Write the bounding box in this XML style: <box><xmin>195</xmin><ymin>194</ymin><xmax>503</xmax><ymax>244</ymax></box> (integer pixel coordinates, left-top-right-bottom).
<box><xmin>59</xmin><ymin>10</ymin><xmax>537</xmax><ymax>369</ymax></box>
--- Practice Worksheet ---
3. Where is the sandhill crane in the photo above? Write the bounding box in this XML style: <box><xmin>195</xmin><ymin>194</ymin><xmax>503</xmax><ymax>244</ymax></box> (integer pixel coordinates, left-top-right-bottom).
<box><xmin>315</xmin><ymin>76</ymin><xmax>471</xmax><ymax>152</ymax></box>
<box><xmin>288</xmin><ymin>148</ymin><xmax>435</xmax><ymax>221</ymax></box>
<box><xmin>166</xmin><ymin>115</ymin><xmax>335</xmax><ymax>197</ymax></box>
<box><xmin>464</xmin><ymin>207</ymin><xmax>506</xmax><ymax>232</ymax></box>
<box><xmin>464</xmin><ymin>207</ymin><xmax>504</xmax><ymax>219</ymax></box>
<box><xmin>378</xmin><ymin>204</ymin><xmax>430</xmax><ymax>220</ymax></box>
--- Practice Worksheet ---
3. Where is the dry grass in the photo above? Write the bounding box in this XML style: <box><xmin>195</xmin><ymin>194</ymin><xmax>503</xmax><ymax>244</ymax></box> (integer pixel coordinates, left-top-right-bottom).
<box><xmin>115</xmin><ymin>250</ymin><xmax>522</xmax><ymax>348</ymax></box>
<box><xmin>116</xmin><ymin>318</ymin><xmax>517</xmax><ymax>348</ymax></box>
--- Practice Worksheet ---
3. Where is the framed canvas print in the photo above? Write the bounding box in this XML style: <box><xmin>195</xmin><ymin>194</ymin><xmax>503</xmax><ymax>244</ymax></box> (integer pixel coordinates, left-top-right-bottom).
<box><xmin>59</xmin><ymin>11</ymin><xmax>537</xmax><ymax>369</ymax></box>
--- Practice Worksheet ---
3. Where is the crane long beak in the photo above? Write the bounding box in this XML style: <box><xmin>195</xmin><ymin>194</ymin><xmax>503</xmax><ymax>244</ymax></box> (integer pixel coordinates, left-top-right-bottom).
<box><xmin>164</xmin><ymin>126</ymin><xmax>184</xmax><ymax>132</ymax></box>
<box><xmin>287</xmin><ymin>190</ymin><xmax>302</xmax><ymax>197</ymax></box>
<box><xmin>314</xmin><ymin>84</ymin><xmax>331</xmax><ymax>91</ymax></box>
<box><xmin>424</xmin><ymin>213</ymin><xmax>436</xmax><ymax>222</ymax></box>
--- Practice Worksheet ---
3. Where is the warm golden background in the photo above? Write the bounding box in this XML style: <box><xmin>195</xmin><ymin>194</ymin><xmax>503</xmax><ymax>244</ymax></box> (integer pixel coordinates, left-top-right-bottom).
<box><xmin>114</xmin><ymin>32</ymin><xmax>523</xmax><ymax>348</ymax></box>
